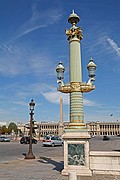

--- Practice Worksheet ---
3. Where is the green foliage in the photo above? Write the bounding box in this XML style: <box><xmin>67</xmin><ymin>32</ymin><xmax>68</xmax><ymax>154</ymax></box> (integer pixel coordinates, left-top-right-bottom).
<box><xmin>0</xmin><ymin>126</ymin><xmax>2</xmax><ymax>134</ymax></box>
<box><xmin>0</xmin><ymin>122</ymin><xmax>17</xmax><ymax>134</ymax></box>
<box><xmin>1</xmin><ymin>125</ymin><xmax>9</xmax><ymax>134</ymax></box>
<box><xmin>8</xmin><ymin>122</ymin><xmax>17</xmax><ymax>133</ymax></box>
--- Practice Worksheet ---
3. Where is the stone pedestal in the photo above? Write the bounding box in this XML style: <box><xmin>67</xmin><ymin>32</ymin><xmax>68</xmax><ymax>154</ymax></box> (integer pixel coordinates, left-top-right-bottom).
<box><xmin>62</xmin><ymin>131</ymin><xmax>92</xmax><ymax>177</ymax></box>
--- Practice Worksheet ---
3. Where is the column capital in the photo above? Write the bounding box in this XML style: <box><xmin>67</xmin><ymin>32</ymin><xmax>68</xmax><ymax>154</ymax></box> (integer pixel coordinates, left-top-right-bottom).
<box><xmin>66</xmin><ymin>26</ymin><xmax>83</xmax><ymax>41</ymax></box>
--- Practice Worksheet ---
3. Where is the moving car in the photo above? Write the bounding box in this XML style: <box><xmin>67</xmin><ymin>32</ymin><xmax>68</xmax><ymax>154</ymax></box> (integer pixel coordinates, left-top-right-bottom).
<box><xmin>20</xmin><ymin>136</ymin><xmax>37</xmax><ymax>144</ymax></box>
<box><xmin>0</xmin><ymin>136</ymin><xmax>10</xmax><ymax>142</ymax></box>
<box><xmin>102</xmin><ymin>135</ymin><xmax>110</xmax><ymax>141</ymax></box>
<box><xmin>42</xmin><ymin>135</ymin><xmax>63</xmax><ymax>147</ymax></box>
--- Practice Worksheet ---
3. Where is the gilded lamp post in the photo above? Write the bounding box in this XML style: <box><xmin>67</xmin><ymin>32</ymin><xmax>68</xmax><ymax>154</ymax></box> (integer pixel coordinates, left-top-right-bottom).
<box><xmin>56</xmin><ymin>10</ymin><xmax>96</xmax><ymax>131</ymax></box>
<box><xmin>56</xmin><ymin>10</ymin><xmax>97</xmax><ymax>176</ymax></box>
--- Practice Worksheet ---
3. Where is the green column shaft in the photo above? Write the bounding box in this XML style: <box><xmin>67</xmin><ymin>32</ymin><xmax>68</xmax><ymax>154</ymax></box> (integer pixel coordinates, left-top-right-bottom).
<box><xmin>69</xmin><ymin>39</ymin><xmax>82</xmax><ymax>82</ymax></box>
<box><xmin>69</xmin><ymin>38</ymin><xmax>84</xmax><ymax>125</ymax></box>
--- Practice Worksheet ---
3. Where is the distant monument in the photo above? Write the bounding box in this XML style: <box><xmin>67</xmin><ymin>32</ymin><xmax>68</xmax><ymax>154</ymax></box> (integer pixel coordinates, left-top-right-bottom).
<box><xmin>58</xmin><ymin>96</ymin><xmax>64</xmax><ymax>137</ymax></box>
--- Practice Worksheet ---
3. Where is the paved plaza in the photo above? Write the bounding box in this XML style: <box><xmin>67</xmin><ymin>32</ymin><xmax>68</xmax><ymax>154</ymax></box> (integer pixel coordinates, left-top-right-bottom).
<box><xmin>0</xmin><ymin>136</ymin><xmax>120</xmax><ymax>180</ymax></box>
<box><xmin>0</xmin><ymin>157</ymin><xmax>120</xmax><ymax>180</ymax></box>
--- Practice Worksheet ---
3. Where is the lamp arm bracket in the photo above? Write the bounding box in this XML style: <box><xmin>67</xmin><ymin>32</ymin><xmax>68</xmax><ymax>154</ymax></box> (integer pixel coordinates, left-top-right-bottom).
<box><xmin>87</xmin><ymin>77</ymin><xmax>95</xmax><ymax>85</ymax></box>
<box><xmin>57</xmin><ymin>80</ymin><xmax>64</xmax><ymax>86</ymax></box>
<box><xmin>57</xmin><ymin>81</ymin><xmax>96</xmax><ymax>93</ymax></box>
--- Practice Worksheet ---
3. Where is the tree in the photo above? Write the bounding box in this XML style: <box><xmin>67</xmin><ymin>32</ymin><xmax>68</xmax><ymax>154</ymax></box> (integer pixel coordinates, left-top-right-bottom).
<box><xmin>1</xmin><ymin>125</ymin><xmax>8</xmax><ymax>134</ymax></box>
<box><xmin>8</xmin><ymin>122</ymin><xmax>17</xmax><ymax>134</ymax></box>
<box><xmin>0</xmin><ymin>126</ymin><xmax>2</xmax><ymax>134</ymax></box>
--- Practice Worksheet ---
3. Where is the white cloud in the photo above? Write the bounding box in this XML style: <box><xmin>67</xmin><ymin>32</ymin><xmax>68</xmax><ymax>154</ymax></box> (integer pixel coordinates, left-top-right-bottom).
<box><xmin>0</xmin><ymin>44</ymin><xmax>28</xmax><ymax>76</ymax></box>
<box><xmin>0</xmin><ymin>76</ymin><xmax>98</xmax><ymax>111</ymax></box>
<box><xmin>0</xmin><ymin>43</ymin><xmax>55</xmax><ymax>77</ymax></box>
<box><xmin>42</xmin><ymin>87</ymin><xmax>96</xmax><ymax>107</ymax></box>
<box><xmin>15</xmin><ymin>3</ymin><xmax>63</xmax><ymax>39</ymax></box>
<box><xmin>83</xmin><ymin>99</ymin><xmax>96</xmax><ymax>106</ymax></box>
<box><xmin>107</xmin><ymin>37</ymin><xmax>120</xmax><ymax>56</ymax></box>
<box><xmin>0</xmin><ymin>3</ymin><xmax>63</xmax><ymax>77</ymax></box>
<box><xmin>42</xmin><ymin>90</ymin><xmax>69</xmax><ymax>105</ymax></box>
<box><xmin>29</xmin><ymin>53</ymin><xmax>55</xmax><ymax>76</ymax></box>
<box><xmin>0</xmin><ymin>45</ymin><xmax>14</xmax><ymax>53</ymax></box>
<box><xmin>13</xmin><ymin>101</ymin><xmax>28</xmax><ymax>106</ymax></box>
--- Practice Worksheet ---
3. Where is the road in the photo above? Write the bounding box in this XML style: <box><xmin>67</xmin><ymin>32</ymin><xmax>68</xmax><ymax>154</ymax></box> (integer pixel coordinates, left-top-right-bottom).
<box><xmin>0</xmin><ymin>140</ymin><xmax>66</xmax><ymax>180</ymax></box>
<box><xmin>0</xmin><ymin>140</ymin><xmax>64</xmax><ymax>163</ymax></box>
<box><xmin>89</xmin><ymin>135</ymin><xmax>120</xmax><ymax>151</ymax></box>
<box><xmin>1</xmin><ymin>136</ymin><xmax>120</xmax><ymax>163</ymax></box>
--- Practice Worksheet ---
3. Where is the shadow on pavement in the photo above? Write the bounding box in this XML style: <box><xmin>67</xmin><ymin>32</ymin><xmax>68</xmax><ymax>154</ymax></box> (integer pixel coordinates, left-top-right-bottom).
<box><xmin>38</xmin><ymin>156</ymin><xmax>64</xmax><ymax>172</ymax></box>
<box><xmin>22</xmin><ymin>153</ymin><xmax>27</xmax><ymax>157</ymax></box>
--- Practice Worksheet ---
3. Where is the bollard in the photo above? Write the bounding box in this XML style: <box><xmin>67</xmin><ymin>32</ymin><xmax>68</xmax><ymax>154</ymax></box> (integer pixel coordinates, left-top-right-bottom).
<box><xmin>68</xmin><ymin>171</ymin><xmax>77</xmax><ymax>180</ymax></box>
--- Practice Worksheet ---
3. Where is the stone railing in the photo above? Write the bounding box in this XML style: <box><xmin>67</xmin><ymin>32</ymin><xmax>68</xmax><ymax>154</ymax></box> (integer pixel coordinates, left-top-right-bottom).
<box><xmin>90</xmin><ymin>151</ymin><xmax>120</xmax><ymax>175</ymax></box>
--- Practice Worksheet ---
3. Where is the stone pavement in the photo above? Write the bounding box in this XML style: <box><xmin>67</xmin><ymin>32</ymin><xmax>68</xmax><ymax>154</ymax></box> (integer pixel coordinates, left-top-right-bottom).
<box><xmin>0</xmin><ymin>156</ymin><xmax>120</xmax><ymax>180</ymax></box>
<box><xmin>1</xmin><ymin>136</ymin><xmax>120</xmax><ymax>180</ymax></box>
<box><xmin>0</xmin><ymin>156</ymin><xmax>67</xmax><ymax>180</ymax></box>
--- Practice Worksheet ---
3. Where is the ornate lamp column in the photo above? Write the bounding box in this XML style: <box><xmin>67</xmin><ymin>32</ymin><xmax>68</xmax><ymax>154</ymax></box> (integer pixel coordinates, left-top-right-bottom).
<box><xmin>56</xmin><ymin>10</ymin><xmax>97</xmax><ymax>176</ymax></box>
<box><xmin>25</xmin><ymin>99</ymin><xmax>35</xmax><ymax>159</ymax></box>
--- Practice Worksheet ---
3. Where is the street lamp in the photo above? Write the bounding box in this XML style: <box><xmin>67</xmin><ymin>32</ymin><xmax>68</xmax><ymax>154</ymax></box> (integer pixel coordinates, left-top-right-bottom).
<box><xmin>87</xmin><ymin>57</ymin><xmax>97</xmax><ymax>82</ymax></box>
<box><xmin>56</xmin><ymin>10</ymin><xmax>97</xmax><ymax>176</ymax></box>
<box><xmin>25</xmin><ymin>99</ymin><xmax>35</xmax><ymax>159</ymax></box>
<box><xmin>56</xmin><ymin>12</ymin><xmax>97</xmax><ymax>128</ymax></box>
<box><xmin>56</xmin><ymin>61</ymin><xmax>65</xmax><ymax>86</ymax></box>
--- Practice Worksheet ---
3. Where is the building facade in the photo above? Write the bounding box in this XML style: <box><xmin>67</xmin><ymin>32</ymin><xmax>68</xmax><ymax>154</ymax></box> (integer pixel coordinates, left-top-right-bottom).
<box><xmin>17</xmin><ymin>121</ymin><xmax>120</xmax><ymax>138</ymax></box>
<box><xmin>17</xmin><ymin>121</ymin><xmax>67</xmax><ymax>138</ymax></box>
<box><xmin>86</xmin><ymin>121</ymin><xmax>120</xmax><ymax>136</ymax></box>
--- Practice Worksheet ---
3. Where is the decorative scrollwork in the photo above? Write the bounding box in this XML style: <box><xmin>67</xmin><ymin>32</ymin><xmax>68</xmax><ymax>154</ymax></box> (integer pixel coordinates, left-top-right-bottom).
<box><xmin>57</xmin><ymin>84</ymin><xmax>71</xmax><ymax>93</ymax></box>
<box><xmin>80</xmin><ymin>84</ymin><xmax>95</xmax><ymax>92</ymax></box>
<box><xmin>66</xmin><ymin>27</ymin><xmax>83</xmax><ymax>41</ymax></box>
<box><xmin>57</xmin><ymin>82</ymin><xmax>95</xmax><ymax>93</ymax></box>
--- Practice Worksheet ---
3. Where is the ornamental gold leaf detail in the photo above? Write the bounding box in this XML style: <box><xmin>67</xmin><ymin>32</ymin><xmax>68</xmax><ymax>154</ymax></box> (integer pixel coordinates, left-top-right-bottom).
<box><xmin>71</xmin><ymin>82</ymin><xmax>81</xmax><ymax>92</ymax></box>
<box><xmin>58</xmin><ymin>82</ymin><xmax>95</xmax><ymax>93</ymax></box>
<box><xmin>66</xmin><ymin>27</ymin><xmax>83</xmax><ymax>41</ymax></box>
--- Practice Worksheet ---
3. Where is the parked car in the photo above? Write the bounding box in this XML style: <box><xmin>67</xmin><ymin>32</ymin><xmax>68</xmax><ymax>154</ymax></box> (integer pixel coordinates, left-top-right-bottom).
<box><xmin>0</xmin><ymin>136</ymin><xmax>10</xmax><ymax>142</ymax></box>
<box><xmin>42</xmin><ymin>135</ymin><xmax>63</xmax><ymax>147</ymax></box>
<box><xmin>102</xmin><ymin>135</ymin><xmax>110</xmax><ymax>141</ymax></box>
<box><xmin>20</xmin><ymin>136</ymin><xmax>37</xmax><ymax>144</ymax></box>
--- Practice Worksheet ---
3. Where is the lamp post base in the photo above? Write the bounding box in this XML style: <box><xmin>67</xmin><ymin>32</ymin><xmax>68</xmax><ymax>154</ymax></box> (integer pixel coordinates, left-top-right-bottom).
<box><xmin>25</xmin><ymin>153</ymin><xmax>35</xmax><ymax>159</ymax></box>
<box><xmin>62</xmin><ymin>131</ymin><xmax>91</xmax><ymax>176</ymax></box>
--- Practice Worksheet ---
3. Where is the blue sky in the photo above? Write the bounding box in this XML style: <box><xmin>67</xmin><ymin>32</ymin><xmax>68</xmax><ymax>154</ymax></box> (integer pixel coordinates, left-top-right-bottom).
<box><xmin>0</xmin><ymin>0</ymin><xmax>120</xmax><ymax>125</ymax></box>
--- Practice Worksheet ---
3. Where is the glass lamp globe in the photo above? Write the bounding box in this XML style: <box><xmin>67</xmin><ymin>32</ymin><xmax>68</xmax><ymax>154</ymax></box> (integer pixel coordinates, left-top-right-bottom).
<box><xmin>56</xmin><ymin>61</ymin><xmax>65</xmax><ymax>80</ymax></box>
<box><xmin>87</xmin><ymin>57</ymin><xmax>97</xmax><ymax>78</ymax></box>
<box><xmin>29</xmin><ymin>99</ymin><xmax>35</xmax><ymax>111</ymax></box>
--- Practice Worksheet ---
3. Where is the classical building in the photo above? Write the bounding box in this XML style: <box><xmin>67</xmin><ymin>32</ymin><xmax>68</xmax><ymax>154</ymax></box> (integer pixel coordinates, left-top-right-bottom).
<box><xmin>38</xmin><ymin>121</ymin><xmax>59</xmax><ymax>137</ymax></box>
<box><xmin>86</xmin><ymin>121</ymin><xmax>120</xmax><ymax>136</ymax></box>
<box><xmin>17</xmin><ymin>121</ymin><xmax>69</xmax><ymax>138</ymax></box>
<box><xmin>17</xmin><ymin>121</ymin><xmax>120</xmax><ymax>138</ymax></box>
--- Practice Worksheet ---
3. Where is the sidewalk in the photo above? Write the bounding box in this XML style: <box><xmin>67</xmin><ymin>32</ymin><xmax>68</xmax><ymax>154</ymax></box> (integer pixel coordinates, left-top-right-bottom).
<box><xmin>1</xmin><ymin>156</ymin><xmax>120</xmax><ymax>180</ymax></box>
<box><xmin>0</xmin><ymin>156</ymin><xmax>68</xmax><ymax>180</ymax></box>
